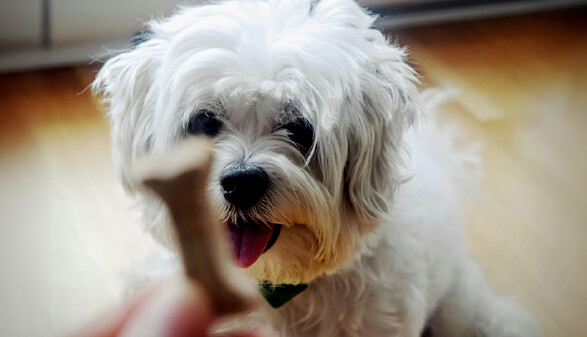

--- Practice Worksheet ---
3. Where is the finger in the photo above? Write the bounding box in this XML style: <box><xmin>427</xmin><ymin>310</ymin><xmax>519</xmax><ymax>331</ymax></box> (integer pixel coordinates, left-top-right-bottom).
<box><xmin>65</xmin><ymin>281</ymin><xmax>165</xmax><ymax>337</ymax></box>
<box><xmin>223</xmin><ymin>330</ymin><xmax>277</xmax><ymax>337</ymax></box>
<box><xmin>119</xmin><ymin>277</ymin><xmax>213</xmax><ymax>337</ymax></box>
<box><xmin>214</xmin><ymin>324</ymin><xmax>279</xmax><ymax>337</ymax></box>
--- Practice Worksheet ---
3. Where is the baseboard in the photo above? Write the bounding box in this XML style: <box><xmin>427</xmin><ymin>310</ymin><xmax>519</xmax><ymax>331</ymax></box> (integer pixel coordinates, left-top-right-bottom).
<box><xmin>0</xmin><ymin>38</ymin><xmax>129</xmax><ymax>74</ymax></box>
<box><xmin>371</xmin><ymin>0</ymin><xmax>587</xmax><ymax>29</ymax></box>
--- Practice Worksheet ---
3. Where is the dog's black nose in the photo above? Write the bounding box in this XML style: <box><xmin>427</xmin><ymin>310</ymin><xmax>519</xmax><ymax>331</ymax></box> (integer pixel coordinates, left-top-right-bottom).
<box><xmin>220</xmin><ymin>165</ymin><xmax>269</xmax><ymax>209</ymax></box>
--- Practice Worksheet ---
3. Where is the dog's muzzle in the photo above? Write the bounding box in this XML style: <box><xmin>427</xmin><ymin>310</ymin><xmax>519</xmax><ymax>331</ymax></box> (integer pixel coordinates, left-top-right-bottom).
<box><xmin>220</xmin><ymin>164</ymin><xmax>268</xmax><ymax>209</ymax></box>
<box><xmin>220</xmin><ymin>164</ymin><xmax>281</xmax><ymax>268</ymax></box>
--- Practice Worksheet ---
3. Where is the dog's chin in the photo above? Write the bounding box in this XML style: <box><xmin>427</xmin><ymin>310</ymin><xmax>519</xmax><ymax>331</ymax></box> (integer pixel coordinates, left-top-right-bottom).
<box><xmin>225</xmin><ymin>219</ymin><xmax>282</xmax><ymax>268</ymax></box>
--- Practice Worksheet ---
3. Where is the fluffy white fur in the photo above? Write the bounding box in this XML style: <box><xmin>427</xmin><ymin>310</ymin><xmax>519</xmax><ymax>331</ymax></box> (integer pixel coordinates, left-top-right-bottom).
<box><xmin>93</xmin><ymin>0</ymin><xmax>539</xmax><ymax>336</ymax></box>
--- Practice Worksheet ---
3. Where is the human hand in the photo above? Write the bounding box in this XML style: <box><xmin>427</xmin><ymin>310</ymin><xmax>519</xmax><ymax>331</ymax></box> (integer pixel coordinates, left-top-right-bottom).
<box><xmin>67</xmin><ymin>277</ymin><xmax>274</xmax><ymax>337</ymax></box>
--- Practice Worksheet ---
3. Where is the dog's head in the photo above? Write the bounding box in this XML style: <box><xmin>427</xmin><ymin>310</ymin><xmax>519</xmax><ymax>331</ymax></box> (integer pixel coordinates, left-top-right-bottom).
<box><xmin>93</xmin><ymin>0</ymin><xmax>420</xmax><ymax>284</ymax></box>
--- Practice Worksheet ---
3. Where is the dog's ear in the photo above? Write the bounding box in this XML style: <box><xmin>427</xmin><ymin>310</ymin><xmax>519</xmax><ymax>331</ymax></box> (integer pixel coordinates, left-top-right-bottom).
<box><xmin>93</xmin><ymin>39</ymin><xmax>164</xmax><ymax>192</ymax></box>
<box><xmin>345</xmin><ymin>38</ymin><xmax>421</xmax><ymax>222</ymax></box>
<box><xmin>309</xmin><ymin>0</ymin><xmax>421</xmax><ymax>221</ymax></box>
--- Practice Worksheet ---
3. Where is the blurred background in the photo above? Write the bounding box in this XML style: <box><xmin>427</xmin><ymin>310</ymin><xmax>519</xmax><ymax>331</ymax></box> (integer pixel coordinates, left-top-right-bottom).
<box><xmin>1</xmin><ymin>1</ymin><xmax>586</xmax><ymax>336</ymax></box>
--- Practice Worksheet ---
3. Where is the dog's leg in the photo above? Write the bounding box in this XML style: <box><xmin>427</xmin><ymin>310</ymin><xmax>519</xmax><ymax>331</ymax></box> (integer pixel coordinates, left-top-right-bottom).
<box><xmin>400</xmin><ymin>310</ymin><xmax>427</xmax><ymax>337</ymax></box>
<box><xmin>399</xmin><ymin>292</ymin><xmax>429</xmax><ymax>337</ymax></box>
<box><xmin>429</xmin><ymin>259</ymin><xmax>539</xmax><ymax>337</ymax></box>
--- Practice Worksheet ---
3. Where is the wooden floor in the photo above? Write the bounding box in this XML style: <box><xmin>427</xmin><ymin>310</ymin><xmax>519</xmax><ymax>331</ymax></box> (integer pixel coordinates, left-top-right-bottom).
<box><xmin>1</xmin><ymin>8</ymin><xmax>586</xmax><ymax>337</ymax></box>
<box><xmin>394</xmin><ymin>9</ymin><xmax>587</xmax><ymax>337</ymax></box>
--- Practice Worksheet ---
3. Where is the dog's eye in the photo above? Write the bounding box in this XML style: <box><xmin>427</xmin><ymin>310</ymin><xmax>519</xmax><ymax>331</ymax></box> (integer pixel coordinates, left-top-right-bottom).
<box><xmin>279</xmin><ymin>118</ymin><xmax>314</xmax><ymax>155</ymax></box>
<box><xmin>186</xmin><ymin>110</ymin><xmax>223</xmax><ymax>137</ymax></box>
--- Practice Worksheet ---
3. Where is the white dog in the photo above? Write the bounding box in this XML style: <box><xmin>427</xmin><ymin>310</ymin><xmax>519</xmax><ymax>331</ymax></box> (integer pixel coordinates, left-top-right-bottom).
<box><xmin>93</xmin><ymin>0</ymin><xmax>539</xmax><ymax>335</ymax></box>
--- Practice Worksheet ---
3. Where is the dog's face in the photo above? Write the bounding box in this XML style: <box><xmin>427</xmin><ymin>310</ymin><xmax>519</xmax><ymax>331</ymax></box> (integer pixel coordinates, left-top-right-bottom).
<box><xmin>94</xmin><ymin>0</ymin><xmax>420</xmax><ymax>284</ymax></box>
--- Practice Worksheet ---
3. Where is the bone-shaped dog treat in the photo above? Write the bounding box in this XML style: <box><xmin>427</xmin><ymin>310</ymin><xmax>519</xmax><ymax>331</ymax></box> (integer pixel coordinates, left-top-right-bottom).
<box><xmin>131</xmin><ymin>137</ymin><xmax>258</xmax><ymax>315</ymax></box>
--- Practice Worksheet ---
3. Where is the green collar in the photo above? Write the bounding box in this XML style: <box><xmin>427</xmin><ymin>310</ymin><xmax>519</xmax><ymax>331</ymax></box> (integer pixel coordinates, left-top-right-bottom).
<box><xmin>259</xmin><ymin>282</ymin><xmax>308</xmax><ymax>308</ymax></box>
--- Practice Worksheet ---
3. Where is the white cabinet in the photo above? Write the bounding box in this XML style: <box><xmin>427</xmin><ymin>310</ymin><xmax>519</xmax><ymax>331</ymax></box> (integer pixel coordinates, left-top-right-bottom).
<box><xmin>51</xmin><ymin>0</ymin><xmax>181</xmax><ymax>47</ymax></box>
<box><xmin>0</xmin><ymin>0</ymin><xmax>43</xmax><ymax>48</ymax></box>
<box><xmin>0</xmin><ymin>0</ymin><xmax>181</xmax><ymax>73</ymax></box>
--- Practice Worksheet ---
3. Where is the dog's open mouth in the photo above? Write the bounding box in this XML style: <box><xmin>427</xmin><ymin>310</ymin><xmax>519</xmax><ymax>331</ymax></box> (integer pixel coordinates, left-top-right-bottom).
<box><xmin>226</xmin><ymin>220</ymin><xmax>282</xmax><ymax>268</ymax></box>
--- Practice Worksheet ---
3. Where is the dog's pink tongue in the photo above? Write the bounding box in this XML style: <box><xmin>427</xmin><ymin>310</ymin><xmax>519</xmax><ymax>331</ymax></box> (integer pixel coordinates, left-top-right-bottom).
<box><xmin>227</xmin><ymin>223</ymin><xmax>274</xmax><ymax>268</ymax></box>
